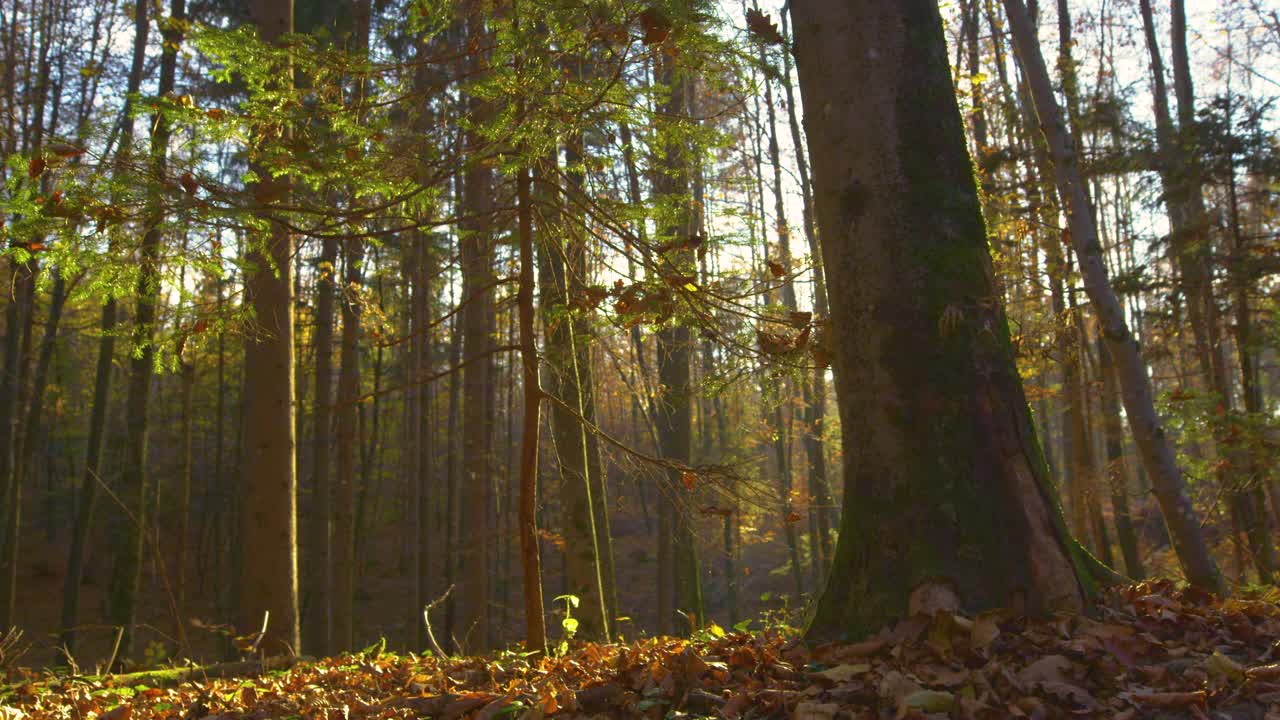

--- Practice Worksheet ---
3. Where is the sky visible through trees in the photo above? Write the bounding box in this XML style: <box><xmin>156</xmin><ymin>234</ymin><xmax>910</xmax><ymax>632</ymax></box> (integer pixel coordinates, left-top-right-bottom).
<box><xmin>1</xmin><ymin>0</ymin><xmax>1280</xmax><ymax>716</ymax></box>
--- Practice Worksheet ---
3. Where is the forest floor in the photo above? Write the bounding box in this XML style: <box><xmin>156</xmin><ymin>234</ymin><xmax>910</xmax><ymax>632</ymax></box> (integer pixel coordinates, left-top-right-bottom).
<box><xmin>6</xmin><ymin>580</ymin><xmax>1280</xmax><ymax>719</ymax></box>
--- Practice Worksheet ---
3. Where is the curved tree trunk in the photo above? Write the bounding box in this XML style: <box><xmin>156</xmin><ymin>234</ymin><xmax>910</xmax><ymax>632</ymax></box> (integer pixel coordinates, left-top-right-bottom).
<box><xmin>1003</xmin><ymin>0</ymin><xmax>1223</xmax><ymax>594</ymax></box>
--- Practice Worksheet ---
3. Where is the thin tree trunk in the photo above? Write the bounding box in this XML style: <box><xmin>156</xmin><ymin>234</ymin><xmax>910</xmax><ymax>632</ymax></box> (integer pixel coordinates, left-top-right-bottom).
<box><xmin>779</xmin><ymin>9</ymin><xmax>835</xmax><ymax>569</ymax></box>
<box><xmin>111</xmin><ymin>0</ymin><xmax>184</xmax><ymax>662</ymax></box>
<box><xmin>1003</xmin><ymin>0</ymin><xmax>1223</xmax><ymax>593</ymax></box>
<box><xmin>1099</xmin><ymin>337</ymin><xmax>1144</xmax><ymax>578</ymax></box>
<box><xmin>755</xmin><ymin>26</ymin><xmax>806</xmax><ymax>597</ymax></box>
<box><xmin>653</xmin><ymin>51</ymin><xmax>702</xmax><ymax>633</ymax></box>
<box><xmin>305</xmin><ymin>235</ymin><xmax>336</xmax><ymax>656</ymax></box>
<box><xmin>332</xmin><ymin>234</ymin><xmax>363</xmax><ymax>650</ymax></box>
<box><xmin>516</xmin><ymin>158</ymin><xmax>546</xmax><ymax>652</ymax></box>
<box><xmin>459</xmin><ymin>15</ymin><xmax>495</xmax><ymax>648</ymax></box>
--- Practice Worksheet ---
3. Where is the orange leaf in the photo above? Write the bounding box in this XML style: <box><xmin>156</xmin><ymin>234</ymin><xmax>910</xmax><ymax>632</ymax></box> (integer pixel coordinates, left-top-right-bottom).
<box><xmin>681</xmin><ymin>471</ymin><xmax>697</xmax><ymax>490</ymax></box>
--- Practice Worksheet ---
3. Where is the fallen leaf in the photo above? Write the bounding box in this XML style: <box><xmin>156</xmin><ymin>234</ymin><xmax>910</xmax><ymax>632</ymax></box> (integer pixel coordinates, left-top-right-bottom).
<box><xmin>813</xmin><ymin>664</ymin><xmax>870</xmax><ymax>683</ymax></box>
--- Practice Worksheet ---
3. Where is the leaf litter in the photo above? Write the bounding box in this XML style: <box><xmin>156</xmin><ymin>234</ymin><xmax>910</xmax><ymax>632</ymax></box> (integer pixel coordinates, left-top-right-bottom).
<box><xmin>7</xmin><ymin>580</ymin><xmax>1280</xmax><ymax>719</ymax></box>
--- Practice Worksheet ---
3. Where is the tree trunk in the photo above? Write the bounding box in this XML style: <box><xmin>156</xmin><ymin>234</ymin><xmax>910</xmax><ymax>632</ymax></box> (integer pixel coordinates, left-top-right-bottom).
<box><xmin>459</xmin><ymin>17</ymin><xmax>495</xmax><ymax>649</ymax></box>
<box><xmin>779</xmin><ymin>8</ymin><xmax>835</xmax><ymax>572</ymax></box>
<box><xmin>756</xmin><ymin>28</ymin><xmax>807</xmax><ymax>596</ymax></box>
<box><xmin>791</xmin><ymin>0</ymin><xmax>1095</xmax><ymax>642</ymax></box>
<box><xmin>305</xmin><ymin>235</ymin><xmax>336</xmax><ymax>656</ymax></box>
<box><xmin>239</xmin><ymin>0</ymin><xmax>300</xmax><ymax>657</ymax></box>
<box><xmin>516</xmin><ymin>157</ymin><xmax>546</xmax><ymax>653</ymax></box>
<box><xmin>1099</xmin><ymin>337</ymin><xmax>1144</xmax><ymax>579</ymax></box>
<box><xmin>653</xmin><ymin>52</ymin><xmax>702</xmax><ymax>634</ymax></box>
<box><xmin>1003</xmin><ymin>0</ymin><xmax>1223</xmax><ymax>594</ymax></box>
<box><xmin>332</xmin><ymin>234</ymin><xmax>363</xmax><ymax>651</ymax></box>
<box><xmin>110</xmin><ymin>0</ymin><xmax>184</xmax><ymax>662</ymax></box>
<box><xmin>537</xmin><ymin>148</ymin><xmax>609</xmax><ymax>642</ymax></box>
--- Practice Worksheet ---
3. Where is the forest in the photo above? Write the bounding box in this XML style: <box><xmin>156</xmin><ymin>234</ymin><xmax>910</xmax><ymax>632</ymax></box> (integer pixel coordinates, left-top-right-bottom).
<box><xmin>1</xmin><ymin>0</ymin><xmax>1280</xmax><ymax>717</ymax></box>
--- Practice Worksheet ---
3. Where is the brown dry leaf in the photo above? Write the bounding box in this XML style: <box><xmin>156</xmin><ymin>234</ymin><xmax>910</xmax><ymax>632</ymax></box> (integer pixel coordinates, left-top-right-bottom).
<box><xmin>745</xmin><ymin>8</ymin><xmax>785</xmax><ymax>45</ymax></box>
<box><xmin>1017</xmin><ymin>654</ymin><xmax>1073</xmax><ymax>688</ymax></box>
<box><xmin>794</xmin><ymin>701</ymin><xmax>840</xmax><ymax>720</ymax></box>
<box><xmin>813</xmin><ymin>664</ymin><xmax>870</xmax><ymax>684</ymax></box>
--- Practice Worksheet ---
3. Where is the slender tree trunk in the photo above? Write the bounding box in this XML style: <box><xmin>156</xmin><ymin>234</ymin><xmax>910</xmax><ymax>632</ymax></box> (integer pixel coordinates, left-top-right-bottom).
<box><xmin>332</xmin><ymin>234</ymin><xmax>363</xmax><ymax>650</ymax></box>
<box><xmin>459</xmin><ymin>17</ymin><xmax>495</xmax><ymax>648</ymax></box>
<box><xmin>305</xmin><ymin>236</ymin><xmax>336</xmax><ymax>655</ymax></box>
<box><xmin>653</xmin><ymin>52</ymin><xmax>702</xmax><ymax>633</ymax></box>
<box><xmin>109</xmin><ymin>0</ymin><xmax>184</xmax><ymax>662</ymax></box>
<box><xmin>0</xmin><ymin>0</ymin><xmax>53</xmax><ymax>631</ymax></box>
<box><xmin>516</xmin><ymin>158</ymin><xmax>546</xmax><ymax>652</ymax></box>
<box><xmin>1099</xmin><ymin>337</ymin><xmax>1144</xmax><ymax>578</ymax></box>
<box><xmin>3</xmin><ymin>267</ymin><xmax>65</xmax><ymax>630</ymax></box>
<box><xmin>779</xmin><ymin>9</ymin><xmax>835</xmax><ymax>568</ymax></box>
<box><xmin>1003</xmin><ymin>0</ymin><xmax>1223</xmax><ymax>594</ymax></box>
<box><xmin>755</xmin><ymin>27</ymin><xmax>807</xmax><ymax>596</ymax></box>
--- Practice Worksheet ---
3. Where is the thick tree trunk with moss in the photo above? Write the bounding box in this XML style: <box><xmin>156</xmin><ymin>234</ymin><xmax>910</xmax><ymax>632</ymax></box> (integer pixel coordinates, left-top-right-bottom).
<box><xmin>790</xmin><ymin>0</ymin><xmax>1094</xmax><ymax>642</ymax></box>
<box><xmin>1003</xmin><ymin>0</ymin><xmax>1223</xmax><ymax>594</ymax></box>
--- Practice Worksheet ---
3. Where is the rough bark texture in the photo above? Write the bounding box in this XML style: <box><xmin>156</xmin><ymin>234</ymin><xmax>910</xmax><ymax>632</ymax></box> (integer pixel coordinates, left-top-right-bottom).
<box><xmin>791</xmin><ymin>0</ymin><xmax>1091</xmax><ymax>642</ymax></box>
<box><xmin>239</xmin><ymin>0</ymin><xmax>301</xmax><ymax>657</ymax></box>
<box><xmin>1003</xmin><ymin>0</ymin><xmax>1223</xmax><ymax>594</ymax></box>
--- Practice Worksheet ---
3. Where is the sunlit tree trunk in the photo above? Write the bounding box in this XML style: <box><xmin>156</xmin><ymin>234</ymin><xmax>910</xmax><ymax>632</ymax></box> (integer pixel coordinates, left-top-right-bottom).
<box><xmin>239</xmin><ymin>0</ymin><xmax>300</xmax><ymax>657</ymax></box>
